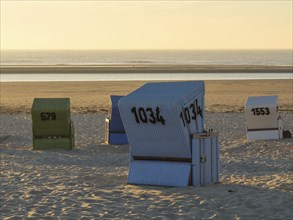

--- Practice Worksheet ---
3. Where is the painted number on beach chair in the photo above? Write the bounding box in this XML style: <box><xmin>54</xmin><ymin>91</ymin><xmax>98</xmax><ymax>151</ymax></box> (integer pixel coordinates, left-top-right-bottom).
<box><xmin>40</xmin><ymin>112</ymin><xmax>57</xmax><ymax>121</ymax></box>
<box><xmin>131</xmin><ymin>107</ymin><xmax>165</xmax><ymax>125</ymax></box>
<box><xmin>180</xmin><ymin>100</ymin><xmax>203</xmax><ymax>127</ymax></box>
<box><xmin>251</xmin><ymin>107</ymin><xmax>270</xmax><ymax>116</ymax></box>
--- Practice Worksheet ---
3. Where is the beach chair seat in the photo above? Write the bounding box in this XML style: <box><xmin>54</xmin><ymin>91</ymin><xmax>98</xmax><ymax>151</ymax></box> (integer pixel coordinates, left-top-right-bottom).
<box><xmin>119</xmin><ymin>81</ymin><xmax>218</xmax><ymax>187</ymax></box>
<box><xmin>105</xmin><ymin>95</ymin><xmax>128</xmax><ymax>145</ymax></box>
<box><xmin>31</xmin><ymin>98</ymin><xmax>75</xmax><ymax>150</ymax></box>
<box><xmin>245</xmin><ymin>96</ymin><xmax>283</xmax><ymax>140</ymax></box>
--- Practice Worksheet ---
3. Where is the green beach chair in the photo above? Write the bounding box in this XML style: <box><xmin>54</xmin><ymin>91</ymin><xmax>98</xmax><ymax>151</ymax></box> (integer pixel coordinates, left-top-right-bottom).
<box><xmin>31</xmin><ymin>98</ymin><xmax>75</xmax><ymax>150</ymax></box>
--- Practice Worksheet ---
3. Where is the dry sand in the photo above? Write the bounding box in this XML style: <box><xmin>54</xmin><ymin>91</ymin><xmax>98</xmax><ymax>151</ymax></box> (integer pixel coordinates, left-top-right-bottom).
<box><xmin>1</xmin><ymin>80</ymin><xmax>293</xmax><ymax>219</ymax></box>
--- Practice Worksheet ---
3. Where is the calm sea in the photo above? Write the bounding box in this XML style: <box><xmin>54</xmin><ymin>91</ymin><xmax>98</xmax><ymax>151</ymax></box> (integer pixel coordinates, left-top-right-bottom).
<box><xmin>1</xmin><ymin>50</ymin><xmax>292</xmax><ymax>81</ymax></box>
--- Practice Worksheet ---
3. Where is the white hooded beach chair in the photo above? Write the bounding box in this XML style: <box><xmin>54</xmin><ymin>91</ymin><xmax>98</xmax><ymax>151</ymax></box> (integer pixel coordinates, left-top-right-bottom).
<box><xmin>119</xmin><ymin>81</ymin><xmax>220</xmax><ymax>187</ymax></box>
<box><xmin>245</xmin><ymin>95</ymin><xmax>283</xmax><ymax>140</ymax></box>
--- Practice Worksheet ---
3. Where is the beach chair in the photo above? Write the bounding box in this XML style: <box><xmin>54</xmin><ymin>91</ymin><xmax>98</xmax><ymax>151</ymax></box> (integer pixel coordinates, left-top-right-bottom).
<box><xmin>119</xmin><ymin>81</ymin><xmax>220</xmax><ymax>187</ymax></box>
<box><xmin>105</xmin><ymin>95</ymin><xmax>128</xmax><ymax>145</ymax></box>
<box><xmin>245</xmin><ymin>95</ymin><xmax>283</xmax><ymax>140</ymax></box>
<box><xmin>31</xmin><ymin>98</ymin><xmax>75</xmax><ymax>150</ymax></box>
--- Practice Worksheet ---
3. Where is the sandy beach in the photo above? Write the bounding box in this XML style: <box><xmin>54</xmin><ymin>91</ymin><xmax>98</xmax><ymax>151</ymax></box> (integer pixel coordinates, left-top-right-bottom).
<box><xmin>1</xmin><ymin>79</ymin><xmax>292</xmax><ymax>113</ymax></box>
<box><xmin>1</xmin><ymin>0</ymin><xmax>293</xmax><ymax>218</ymax></box>
<box><xmin>1</xmin><ymin>79</ymin><xmax>293</xmax><ymax>219</ymax></box>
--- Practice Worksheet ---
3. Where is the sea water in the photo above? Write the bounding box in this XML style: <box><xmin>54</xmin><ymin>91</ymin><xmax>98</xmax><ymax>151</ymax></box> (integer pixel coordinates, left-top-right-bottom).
<box><xmin>1</xmin><ymin>50</ymin><xmax>292</xmax><ymax>81</ymax></box>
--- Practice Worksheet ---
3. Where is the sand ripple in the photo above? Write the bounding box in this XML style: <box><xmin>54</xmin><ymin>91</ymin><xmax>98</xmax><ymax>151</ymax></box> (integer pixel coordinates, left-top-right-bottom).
<box><xmin>1</xmin><ymin>113</ymin><xmax>292</xmax><ymax>219</ymax></box>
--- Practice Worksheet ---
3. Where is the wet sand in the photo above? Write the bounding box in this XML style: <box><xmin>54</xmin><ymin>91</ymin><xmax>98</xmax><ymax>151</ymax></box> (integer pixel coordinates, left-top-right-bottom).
<box><xmin>1</xmin><ymin>64</ymin><xmax>292</xmax><ymax>73</ymax></box>
<box><xmin>1</xmin><ymin>79</ymin><xmax>292</xmax><ymax>113</ymax></box>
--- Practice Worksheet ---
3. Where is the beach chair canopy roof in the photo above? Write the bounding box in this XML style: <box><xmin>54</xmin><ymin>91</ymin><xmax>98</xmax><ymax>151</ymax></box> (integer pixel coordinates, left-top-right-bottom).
<box><xmin>108</xmin><ymin>95</ymin><xmax>125</xmax><ymax>132</ymax></box>
<box><xmin>119</xmin><ymin>81</ymin><xmax>205</xmax><ymax>159</ymax></box>
<box><xmin>109</xmin><ymin>95</ymin><xmax>124</xmax><ymax>118</ymax></box>
<box><xmin>31</xmin><ymin>98</ymin><xmax>71</xmax><ymax>137</ymax></box>
<box><xmin>245</xmin><ymin>95</ymin><xmax>278</xmax><ymax>108</ymax></box>
<box><xmin>245</xmin><ymin>95</ymin><xmax>280</xmax><ymax>130</ymax></box>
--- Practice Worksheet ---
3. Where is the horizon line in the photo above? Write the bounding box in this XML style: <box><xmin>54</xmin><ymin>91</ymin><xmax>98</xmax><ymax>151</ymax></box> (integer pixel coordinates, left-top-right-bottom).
<box><xmin>1</xmin><ymin>48</ymin><xmax>292</xmax><ymax>51</ymax></box>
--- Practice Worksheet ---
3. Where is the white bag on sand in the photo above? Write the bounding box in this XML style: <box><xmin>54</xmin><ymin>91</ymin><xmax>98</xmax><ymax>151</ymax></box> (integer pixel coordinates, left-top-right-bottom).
<box><xmin>192</xmin><ymin>132</ymin><xmax>220</xmax><ymax>186</ymax></box>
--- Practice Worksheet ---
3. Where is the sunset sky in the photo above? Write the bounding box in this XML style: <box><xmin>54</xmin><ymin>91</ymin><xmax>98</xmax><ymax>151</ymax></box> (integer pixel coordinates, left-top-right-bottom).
<box><xmin>1</xmin><ymin>1</ymin><xmax>292</xmax><ymax>50</ymax></box>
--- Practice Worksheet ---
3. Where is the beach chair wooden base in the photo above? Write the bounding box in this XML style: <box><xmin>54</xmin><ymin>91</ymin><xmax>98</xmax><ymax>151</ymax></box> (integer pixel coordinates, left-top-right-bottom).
<box><xmin>33</xmin><ymin>121</ymin><xmax>75</xmax><ymax>150</ymax></box>
<box><xmin>33</xmin><ymin>137</ymin><xmax>74</xmax><ymax>150</ymax></box>
<box><xmin>128</xmin><ymin>160</ymin><xmax>191</xmax><ymax>187</ymax></box>
<box><xmin>105</xmin><ymin>117</ymin><xmax>128</xmax><ymax>145</ymax></box>
<box><xmin>247</xmin><ymin>130</ymin><xmax>282</xmax><ymax>140</ymax></box>
<box><xmin>105</xmin><ymin>132</ymin><xmax>128</xmax><ymax>145</ymax></box>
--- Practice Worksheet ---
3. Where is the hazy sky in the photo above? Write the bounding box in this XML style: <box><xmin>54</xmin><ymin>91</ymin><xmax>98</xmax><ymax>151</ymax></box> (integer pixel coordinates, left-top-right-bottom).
<box><xmin>1</xmin><ymin>1</ymin><xmax>292</xmax><ymax>50</ymax></box>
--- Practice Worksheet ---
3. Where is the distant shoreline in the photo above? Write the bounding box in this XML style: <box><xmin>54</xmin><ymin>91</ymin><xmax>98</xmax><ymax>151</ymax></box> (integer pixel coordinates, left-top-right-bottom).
<box><xmin>1</xmin><ymin>64</ymin><xmax>292</xmax><ymax>73</ymax></box>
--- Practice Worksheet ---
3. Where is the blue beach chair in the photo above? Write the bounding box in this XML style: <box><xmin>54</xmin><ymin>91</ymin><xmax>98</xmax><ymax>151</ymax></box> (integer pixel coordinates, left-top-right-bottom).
<box><xmin>105</xmin><ymin>95</ymin><xmax>128</xmax><ymax>145</ymax></box>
